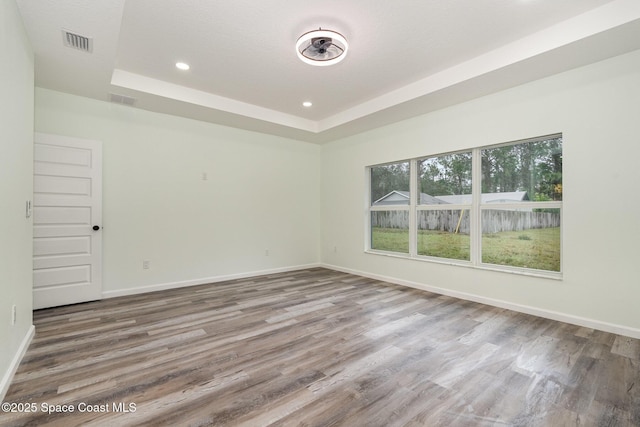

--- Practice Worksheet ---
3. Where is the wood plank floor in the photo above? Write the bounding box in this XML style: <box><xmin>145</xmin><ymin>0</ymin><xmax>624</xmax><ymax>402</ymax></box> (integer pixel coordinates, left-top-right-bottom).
<box><xmin>2</xmin><ymin>268</ymin><xmax>639</xmax><ymax>426</ymax></box>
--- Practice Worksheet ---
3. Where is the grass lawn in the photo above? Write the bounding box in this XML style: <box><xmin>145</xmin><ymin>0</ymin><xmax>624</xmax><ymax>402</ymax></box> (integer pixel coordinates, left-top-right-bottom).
<box><xmin>482</xmin><ymin>227</ymin><xmax>560</xmax><ymax>272</ymax></box>
<box><xmin>371</xmin><ymin>227</ymin><xmax>560</xmax><ymax>272</ymax></box>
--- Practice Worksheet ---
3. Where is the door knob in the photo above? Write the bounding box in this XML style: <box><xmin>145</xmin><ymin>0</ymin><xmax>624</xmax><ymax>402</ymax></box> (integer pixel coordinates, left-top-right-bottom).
<box><xmin>93</xmin><ymin>225</ymin><xmax>100</xmax><ymax>231</ymax></box>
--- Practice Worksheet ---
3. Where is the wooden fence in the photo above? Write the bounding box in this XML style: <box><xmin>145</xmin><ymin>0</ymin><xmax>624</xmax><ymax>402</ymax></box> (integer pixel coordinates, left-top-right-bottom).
<box><xmin>372</xmin><ymin>209</ymin><xmax>560</xmax><ymax>233</ymax></box>
<box><xmin>480</xmin><ymin>210</ymin><xmax>560</xmax><ymax>233</ymax></box>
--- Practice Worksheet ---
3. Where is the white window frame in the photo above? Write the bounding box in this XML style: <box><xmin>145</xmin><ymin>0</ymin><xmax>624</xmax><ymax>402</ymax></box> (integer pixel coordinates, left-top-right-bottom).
<box><xmin>366</xmin><ymin>160</ymin><xmax>412</xmax><ymax>255</ymax></box>
<box><xmin>415</xmin><ymin>151</ymin><xmax>473</xmax><ymax>264</ymax></box>
<box><xmin>366</xmin><ymin>134</ymin><xmax>562</xmax><ymax>279</ymax></box>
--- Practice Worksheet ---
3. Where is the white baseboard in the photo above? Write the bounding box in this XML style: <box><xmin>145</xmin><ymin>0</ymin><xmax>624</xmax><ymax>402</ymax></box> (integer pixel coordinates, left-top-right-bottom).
<box><xmin>321</xmin><ymin>263</ymin><xmax>640</xmax><ymax>340</ymax></box>
<box><xmin>100</xmin><ymin>261</ymin><xmax>640</xmax><ymax>339</ymax></box>
<box><xmin>102</xmin><ymin>263</ymin><xmax>322</xmax><ymax>299</ymax></box>
<box><xmin>1</xmin><ymin>325</ymin><xmax>35</xmax><ymax>402</ymax></box>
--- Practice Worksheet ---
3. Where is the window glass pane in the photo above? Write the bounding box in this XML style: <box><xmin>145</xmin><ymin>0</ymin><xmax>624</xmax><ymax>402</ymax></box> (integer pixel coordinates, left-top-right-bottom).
<box><xmin>371</xmin><ymin>211</ymin><xmax>409</xmax><ymax>253</ymax></box>
<box><xmin>418</xmin><ymin>152</ymin><xmax>472</xmax><ymax>204</ymax></box>
<box><xmin>482</xmin><ymin>208</ymin><xmax>561</xmax><ymax>271</ymax></box>
<box><xmin>371</xmin><ymin>162</ymin><xmax>410</xmax><ymax>206</ymax></box>
<box><xmin>481</xmin><ymin>136</ymin><xmax>562</xmax><ymax>203</ymax></box>
<box><xmin>417</xmin><ymin>210</ymin><xmax>470</xmax><ymax>260</ymax></box>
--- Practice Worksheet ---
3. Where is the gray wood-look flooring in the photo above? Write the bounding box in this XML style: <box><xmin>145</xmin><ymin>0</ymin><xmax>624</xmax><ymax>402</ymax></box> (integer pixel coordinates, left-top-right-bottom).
<box><xmin>2</xmin><ymin>268</ymin><xmax>639</xmax><ymax>426</ymax></box>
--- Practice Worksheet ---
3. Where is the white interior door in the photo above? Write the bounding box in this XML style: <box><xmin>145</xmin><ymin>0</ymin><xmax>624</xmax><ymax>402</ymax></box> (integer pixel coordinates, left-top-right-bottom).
<box><xmin>33</xmin><ymin>133</ymin><xmax>102</xmax><ymax>309</ymax></box>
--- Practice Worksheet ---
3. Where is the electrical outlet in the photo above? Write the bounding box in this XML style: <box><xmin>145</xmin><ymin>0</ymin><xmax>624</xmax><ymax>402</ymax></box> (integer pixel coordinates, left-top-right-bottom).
<box><xmin>11</xmin><ymin>305</ymin><xmax>16</xmax><ymax>325</ymax></box>
<box><xmin>202</xmin><ymin>172</ymin><xmax>208</xmax><ymax>181</ymax></box>
<box><xmin>143</xmin><ymin>260</ymin><xmax>150</xmax><ymax>269</ymax></box>
<box><xmin>265</xmin><ymin>249</ymin><xmax>269</xmax><ymax>256</ymax></box>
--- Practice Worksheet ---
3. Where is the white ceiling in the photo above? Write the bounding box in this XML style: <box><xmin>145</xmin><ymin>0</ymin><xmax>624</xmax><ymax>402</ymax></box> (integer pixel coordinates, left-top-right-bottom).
<box><xmin>16</xmin><ymin>0</ymin><xmax>640</xmax><ymax>143</ymax></box>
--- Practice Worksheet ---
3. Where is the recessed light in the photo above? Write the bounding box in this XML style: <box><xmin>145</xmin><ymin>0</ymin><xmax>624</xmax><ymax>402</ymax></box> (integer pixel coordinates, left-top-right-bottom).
<box><xmin>175</xmin><ymin>62</ymin><xmax>190</xmax><ymax>71</ymax></box>
<box><xmin>302</xmin><ymin>101</ymin><xmax>313</xmax><ymax>107</ymax></box>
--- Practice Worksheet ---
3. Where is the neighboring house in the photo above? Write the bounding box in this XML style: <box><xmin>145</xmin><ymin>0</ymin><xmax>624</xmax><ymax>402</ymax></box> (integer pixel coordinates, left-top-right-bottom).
<box><xmin>372</xmin><ymin>190</ymin><xmax>448</xmax><ymax>205</ymax></box>
<box><xmin>437</xmin><ymin>191</ymin><xmax>529</xmax><ymax>205</ymax></box>
<box><xmin>373</xmin><ymin>190</ymin><xmax>529</xmax><ymax>206</ymax></box>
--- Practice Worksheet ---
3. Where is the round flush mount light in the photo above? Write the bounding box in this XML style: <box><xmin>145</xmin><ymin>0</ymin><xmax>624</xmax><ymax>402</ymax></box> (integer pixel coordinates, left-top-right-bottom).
<box><xmin>175</xmin><ymin>62</ymin><xmax>190</xmax><ymax>70</ymax></box>
<box><xmin>296</xmin><ymin>28</ymin><xmax>348</xmax><ymax>66</ymax></box>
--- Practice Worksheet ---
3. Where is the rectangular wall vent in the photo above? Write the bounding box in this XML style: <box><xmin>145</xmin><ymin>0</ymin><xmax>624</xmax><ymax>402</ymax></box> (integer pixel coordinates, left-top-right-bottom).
<box><xmin>62</xmin><ymin>29</ymin><xmax>93</xmax><ymax>53</ymax></box>
<box><xmin>109</xmin><ymin>93</ymin><xmax>137</xmax><ymax>106</ymax></box>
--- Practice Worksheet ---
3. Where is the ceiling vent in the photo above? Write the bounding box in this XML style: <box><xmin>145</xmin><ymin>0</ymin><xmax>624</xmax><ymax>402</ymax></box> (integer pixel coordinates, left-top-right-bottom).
<box><xmin>109</xmin><ymin>93</ymin><xmax>136</xmax><ymax>106</ymax></box>
<box><xmin>62</xmin><ymin>29</ymin><xmax>93</xmax><ymax>53</ymax></box>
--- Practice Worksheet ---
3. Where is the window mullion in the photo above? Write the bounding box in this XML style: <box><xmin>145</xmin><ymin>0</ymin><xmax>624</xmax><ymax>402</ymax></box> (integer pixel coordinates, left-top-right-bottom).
<box><xmin>409</xmin><ymin>159</ymin><xmax>418</xmax><ymax>257</ymax></box>
<box><xmin>471</xmin><ymin>148</ymin><xmax>482</xmax><ymax>266</ymax></box>
<box><xmin>365</xmin><ymin>167</ymin><xmax>372</xmax><ymax>251</ymax></box>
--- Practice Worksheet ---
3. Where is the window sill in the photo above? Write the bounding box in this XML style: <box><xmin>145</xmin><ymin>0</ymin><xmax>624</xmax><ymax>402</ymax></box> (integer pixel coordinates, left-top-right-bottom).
<box><xmin>364</xmin><ymin>249</ymin><xmax>563</xmax><ymax>281</ymax></box>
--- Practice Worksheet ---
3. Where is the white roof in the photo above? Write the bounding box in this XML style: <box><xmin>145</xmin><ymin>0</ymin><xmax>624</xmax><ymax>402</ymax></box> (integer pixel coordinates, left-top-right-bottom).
<box><xmin>436</xmin><ymin>191</ymin><xmax>528</xmax><ymax>204</ymax></box>
<box><xmin>374</xmin><ymin>190</ymin><xmax>528</xmax><ymax>205</ymax></box>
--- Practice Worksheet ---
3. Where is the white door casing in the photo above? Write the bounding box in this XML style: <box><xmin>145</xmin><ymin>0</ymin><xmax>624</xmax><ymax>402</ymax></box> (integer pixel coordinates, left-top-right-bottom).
<box><xmin>33</xmin><ymin>133</ymin><xmax>102</xmax><ymax>309</ymax></box>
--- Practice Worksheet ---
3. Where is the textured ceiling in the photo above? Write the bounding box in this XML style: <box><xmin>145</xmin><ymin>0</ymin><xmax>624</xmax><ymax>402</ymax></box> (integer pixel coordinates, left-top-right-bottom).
<box><xmin>16</xmin><ymin>0</ymin><xmax>640</xmax><ymax>143</ymax></box>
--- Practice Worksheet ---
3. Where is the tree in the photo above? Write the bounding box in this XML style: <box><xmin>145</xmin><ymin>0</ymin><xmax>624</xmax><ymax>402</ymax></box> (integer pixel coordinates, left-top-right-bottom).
<box><xmin>482</xmin><ymin>137</ymin><xmax>562</xmax><ymax>199</ymax></box>
<box><xmin>370</xmin><ymin>162</ymin><xmax>410</xmax><ymax>202</ymax></box>
<box><xmin>419</xmin><ymin>152</ymin><xmax>471</xmax><ymax>196</ymax></box>
<box><xmin>371</xmin><ymin>136</ymin><xmax>562</xmax><ymax>202</ymax></box>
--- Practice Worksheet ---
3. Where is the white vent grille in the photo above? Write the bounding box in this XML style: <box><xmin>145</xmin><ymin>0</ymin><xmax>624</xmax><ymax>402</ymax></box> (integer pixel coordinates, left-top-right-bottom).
<box><xmin>109</xmin><ymin>93</ymin><xmax>136</xmax><ymax>106</ymax></box>
<box><xmin>62</xmin><ymin>29</ymin><xmax>93</xmax><ymax>53</ymax></box>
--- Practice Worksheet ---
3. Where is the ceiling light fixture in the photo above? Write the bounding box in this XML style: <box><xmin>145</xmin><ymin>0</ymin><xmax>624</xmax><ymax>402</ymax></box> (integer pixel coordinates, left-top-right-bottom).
<box><xmin>175</xmin><ymin>62</ymin><xmax>190</xmax><ymax>70</ymax></box>
<box><xmin>302</xmin><ymin>101</ymin><xmax>313</xmax><ymax>107</ymax></box>
<box><xmin>296</xmin><ymin>28</ymin><xmax>348</xmax><ymax>67</ymax></box>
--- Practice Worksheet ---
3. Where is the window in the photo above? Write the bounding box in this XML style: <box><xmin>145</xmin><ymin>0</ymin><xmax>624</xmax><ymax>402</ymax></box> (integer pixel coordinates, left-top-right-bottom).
<box><xmin>481</xmin><ymin>137</ymin><xmax>562</xmax><ymax>271</ymax></box>
<box><xmin>366</xmin><ymin>135</ymin><xmax>562</xmax><ymax>276</ymax></box>
<box><xmin>417</xmin><ymin>152</ymin><xmax>472</xmax><ymax>261</ymax></box>
<box><xmin>369</xmin><ymin>162</ymin><xmax>410</xmax><ymax>254</ymax></box>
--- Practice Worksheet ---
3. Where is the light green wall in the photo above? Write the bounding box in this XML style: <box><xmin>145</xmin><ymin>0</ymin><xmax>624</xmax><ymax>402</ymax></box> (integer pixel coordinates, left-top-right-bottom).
<box><xmin>0</xmin><ymin>0</ymin><xmax>34</xmax><ymax>396</ymax></box>
<box><xmin>35</xmin><ymin>89</ymin><xmax>321</xmax><ymax>294</ymax></box>
<box><xmin>321</xmin><ymin>49</ymin><xmax>640</xmax><ymax>334</ymax></box>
